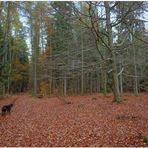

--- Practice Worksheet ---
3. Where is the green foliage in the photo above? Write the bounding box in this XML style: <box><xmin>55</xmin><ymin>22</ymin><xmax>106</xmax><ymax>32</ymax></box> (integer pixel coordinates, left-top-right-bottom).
<box><xmin>10</xmin><ymin>37</ymin><xmax>29</xmax><ymax>93</ymax></box>
<box><xmin>143</xmin><ymin>136</ymin><xmax>148</xmax><ymax>144</ymax></box>
<box><xmin>0</xmin><ymin>2</ymin><xmax>29</xmax><ymax>94</ymax></box>
<box><xmin>51</xmin><ymin>1</ymin><xmax>73</xmax><ymax>53</ymax></box>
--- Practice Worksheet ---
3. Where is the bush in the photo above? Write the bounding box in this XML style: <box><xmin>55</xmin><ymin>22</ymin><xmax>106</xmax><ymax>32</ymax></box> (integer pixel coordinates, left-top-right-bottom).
<box><xmin>143</xmin><ymin>136</ymin><xmax>148</xmax><ymax>144</ymax></box>
<box><xmin>39</xmin><ymin>81</ymin><xmax>49</xmax><ymax>96</ymax></box>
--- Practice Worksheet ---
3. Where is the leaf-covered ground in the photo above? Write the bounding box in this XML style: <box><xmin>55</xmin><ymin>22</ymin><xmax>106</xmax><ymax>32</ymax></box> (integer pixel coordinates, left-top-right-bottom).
<box><xmin>0</xmin><ymin>93</ymin><xmax>148</xmax><ymax>147</ymax></box>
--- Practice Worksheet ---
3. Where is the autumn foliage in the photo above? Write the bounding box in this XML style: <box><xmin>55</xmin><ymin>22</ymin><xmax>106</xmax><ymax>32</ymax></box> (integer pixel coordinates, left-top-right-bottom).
<box><xmin>39</xmin><ymin>81</ymin><xmax>49</xmax><ymax>96</ymax></box>
<box><xmin>0</xmin><ymin>94</ymin><xmax>148</xmax><ymax>147</ymax></box>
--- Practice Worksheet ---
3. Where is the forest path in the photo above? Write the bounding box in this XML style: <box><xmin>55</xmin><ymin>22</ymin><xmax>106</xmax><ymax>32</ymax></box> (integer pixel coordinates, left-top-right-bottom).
<box><xmin>0</xmin><ymin>93</ymin><xmax>148</xmax><ymax>146</ymax></box>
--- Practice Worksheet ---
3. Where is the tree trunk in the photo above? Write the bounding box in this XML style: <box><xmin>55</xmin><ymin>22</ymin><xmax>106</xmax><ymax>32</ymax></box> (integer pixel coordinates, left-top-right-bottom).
<box><xmin>0</xmin><ymin>2</ymin><xmax>3</xmax><ymax>25</ymax></box>
<box><xmin>80</xmin><ymin>3</ymin><xmax>84</xmax><ymax>95</ymax></box>
<box><xmin>102</xmin><ymin>62</ymin><xmax>107</xmax><ymax>96</ymax></box>
<box><xmin>90</xmin><ymin>72</ymin><xmax>93</xmax><ymax>94</ymax></box>
<box><xmin>130</xmin><ymin>31</ymin><xmax>138</xmax><ymax>95</ymax></box>
<box><xmin>133</xmin><ymin>41</ymin><xmax>138</xmax><ymax>96</ymax></box>
<box><xmin>32</xmin><ymin>12</ymin><xmax>40</xmax><ymax>96</ymax></box>
<box><xmin>104</xmin><ymin>2</ymin><xmax>120</xmax><ymax>102</ymax></box>
<box><xmin>64</xmin><ymin>74</ymin><xmax>67</xmax><ymax>96</ymax></box>
<box><xmin>119</xmin><ymin>62</ymin><xmax>123</xmax><ymax>95</ymax></box>
<box><xmin>112</xmin><ymin>54</ymin><xmax>120</xmax><ymax>102</ymax></box>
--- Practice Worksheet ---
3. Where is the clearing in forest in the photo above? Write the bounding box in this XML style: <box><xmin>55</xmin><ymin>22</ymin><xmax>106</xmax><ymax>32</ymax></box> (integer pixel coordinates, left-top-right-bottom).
<box><xmin>0</xmin><ymin>94</ymin><xmax>148</xmax><ymax>147</ymax></box>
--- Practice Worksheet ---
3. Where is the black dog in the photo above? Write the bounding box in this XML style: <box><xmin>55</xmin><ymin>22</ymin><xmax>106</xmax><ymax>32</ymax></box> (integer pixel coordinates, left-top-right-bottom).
<box><xmin>1</xmin><ymin>104</ymin><xmax>13</xmax><ymax>116</ymax></box>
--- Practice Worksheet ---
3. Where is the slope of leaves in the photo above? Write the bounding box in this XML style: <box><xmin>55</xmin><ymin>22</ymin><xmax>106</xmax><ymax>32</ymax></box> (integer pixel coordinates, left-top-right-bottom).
<box><xmin>0</xmin><ymin>93</ymin><xmax>148</xmax><ymax>147</ymax></box>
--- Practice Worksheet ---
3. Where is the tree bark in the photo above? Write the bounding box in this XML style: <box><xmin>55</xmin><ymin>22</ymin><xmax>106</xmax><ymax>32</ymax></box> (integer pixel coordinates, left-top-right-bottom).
<box><xmin>119</xmin><ymin>60</ymin><xmax>123</xmax><ymax>95</ymax></box>
<box><xmin>130</xmin><ymin>31</ymin><xmax>138</xmax><ymax>95</ymax></box>
<box><xmin>80</xmin><ymin>2</ymin><xmax>84</xmax><ymax>95</ymax></box>
<box><xmin>104</xmin><ymin>2</ymin><xmax>120</xmax><ymax>102</ymax></box>
<box><xmin>64</xmin><ymin>73</ymin><xmax>67</xmax><ymax>96</ymax></box>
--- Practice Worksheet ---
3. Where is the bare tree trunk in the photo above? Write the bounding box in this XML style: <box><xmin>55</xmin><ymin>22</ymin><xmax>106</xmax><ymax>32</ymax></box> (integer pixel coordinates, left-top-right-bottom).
<box><xmin>64</xmin><ymin>74</ymin><xmax>67</xmax><ymax>96</ymax></box>
<box><xmin>31</xmin><ymin>14</ymin><xmax>40</xmax><ymax>96</ymax></box>
<box><xmin>33</xmin><ymin>41</ymin><xmax>37</xmax><ymax>96</ymax></box>
<box><xmin>0</xmin><ymin>2</ymin><xmax>3</xmax><ymax>25</ymax></box>
<box><xmin>49</xmin><ymin>37</ymin><xmax>53</xmax><ymax>95</ymax></box>
<box><xmin>90</xmin><ymin>72</ymin><xmax>92</xmax><ymax>94</ymax></box>
<box><xmin>119</xmin><ymin>55</ymin><xmax>123</xmax><ymax>95</ymax></box>
<box><xmin>104</xmin><ymin>70</ymin><xmax>107</xmax><ymax>95</ymax></box>
<box><xmin>133</xmin><ymin>42</ymin><xmax>138</xmax><ymax>95</ymax></box>
<box><xmin>130</xmin><ymin>32</ymin><xmax>138</xmax><ymax>95</ymax></box>
<box><xmin>80</xmin><ymin>2</ymin><xmax>84</xmax><ymax>95</ymax></box>
<box><xmin>112</xmin><ymin>53</ymin><xmax>120</xmax><ymax>102</ymax></box>
<box><xmin>97</xmin><ymin>73</ymin><xmax>100</xmax><ymax>92</ymax></box>
<box><xmin>31</xmin><ymin>22</ymin><xmax>37</xmax><ymax>96</ymax></box>
<box><xmin>49</xmin><ymin>64</ymin><xmax>52</xmax><ymax>95</ymax></box>
<box><xmin>105</xmin><ymin>2</ymin><xmax>120</xmax><ymax>102</ymax></box>
<box><xmin>102</xmin><ymin>62</ymin><xmax>107</xmax><ymax>96</ymax></box>
<box><xmin>119</xmin><ymin>62</ymin><xmax>123</xmax><ymax>95</ymax></box>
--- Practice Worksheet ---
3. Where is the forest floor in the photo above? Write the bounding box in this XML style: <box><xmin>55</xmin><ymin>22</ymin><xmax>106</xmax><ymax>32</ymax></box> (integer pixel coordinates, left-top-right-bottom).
<box><xmin>0</xmin><ymin>93</ymin><xmax>148</xmax><ymax>147</ymax></box>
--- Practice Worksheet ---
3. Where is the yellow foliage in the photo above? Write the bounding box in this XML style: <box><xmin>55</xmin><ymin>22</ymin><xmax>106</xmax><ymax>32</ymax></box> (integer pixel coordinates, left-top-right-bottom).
<box><xmin>39</xmin><ymin>52</ymin><xmax>48</xmax><ymax>65</ymax></box>
<box><xmin>11</xmin><ymin>73</ymin><xmax>22</xmax><ymax>81</ymax></box>
<box><xmin>11</xmin><ymin>59</ymin><xmax>29</xmax><ymax>82</ymax></box>
<box><xmin>12</xmin><ymin>59</ymin><xmax>29</xmax><ymax>72</ymax></box>
<box><xmin>39</xmin><ymin>81</ymin><xmax>49</xmax><ymax>96</ymax></box>
<box><xmin>39</xmin><ymin>47</ymin><xmax>52</xmax><ymax>66</ymax></box>
<box><xmin>47</xmin><ymin>27</ymin><xmax>54</xmax><ymax>36</ymax></box>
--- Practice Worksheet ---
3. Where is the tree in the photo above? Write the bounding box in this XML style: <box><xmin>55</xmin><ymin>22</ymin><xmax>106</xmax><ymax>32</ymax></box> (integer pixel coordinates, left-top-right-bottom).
<box><xmin>0</xmin><ymin>1</ymin><xmax>29</xmax><ymax>95</ymax></box>
<box><xmin>71</xmin><ymin>1</ymin><xmax>147</xmax><ymax>102</ymax></box>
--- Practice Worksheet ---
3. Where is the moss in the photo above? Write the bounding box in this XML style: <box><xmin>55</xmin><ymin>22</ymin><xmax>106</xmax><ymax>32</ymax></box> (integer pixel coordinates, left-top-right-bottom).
<box><xmin>113</xmin><ymin>96</ymin><xmax>121</xmax><ymax>103</ymax></box>
<box><xmin>143</xmin><ymin>136</ymin><xmax>148</xmax><ymax>144</ymax></box>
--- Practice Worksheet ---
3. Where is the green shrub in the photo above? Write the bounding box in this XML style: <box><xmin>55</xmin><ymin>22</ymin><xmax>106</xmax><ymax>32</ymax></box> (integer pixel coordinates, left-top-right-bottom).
<box><xmin>143</xmin><ymin>136</ymin><xmax>148</xmax><ymax>144</ymax></box>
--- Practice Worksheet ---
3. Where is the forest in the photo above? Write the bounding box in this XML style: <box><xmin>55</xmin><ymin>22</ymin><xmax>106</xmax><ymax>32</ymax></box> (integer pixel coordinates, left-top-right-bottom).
<box><xmin>0</xmin><ymin>1</ymin><xmax>148</xmax><ymax>147</ymax></box>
